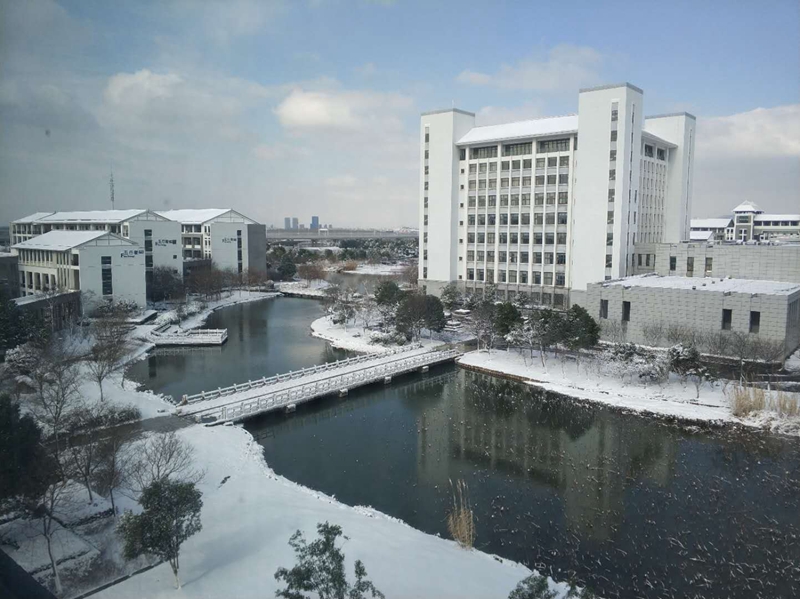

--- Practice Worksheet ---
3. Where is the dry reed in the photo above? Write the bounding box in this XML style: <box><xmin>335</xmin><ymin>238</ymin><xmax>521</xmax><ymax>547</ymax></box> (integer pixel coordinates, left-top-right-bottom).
<box><xmin>727</xmin><ymin>382</ymin><xmax>800</xmax><ymax>418</ymax></box>
<box><xmin>447</xmin><ymin>479</ymin><xmax>475</xmax><ymax>549</ymax></box>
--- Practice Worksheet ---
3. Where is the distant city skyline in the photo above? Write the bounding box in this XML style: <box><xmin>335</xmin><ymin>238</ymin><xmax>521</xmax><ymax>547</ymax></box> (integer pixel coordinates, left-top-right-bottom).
<box><xmin>0</xmin><ymin>0</ymin><xmax>797</xmax><ymax>228</ymax></box>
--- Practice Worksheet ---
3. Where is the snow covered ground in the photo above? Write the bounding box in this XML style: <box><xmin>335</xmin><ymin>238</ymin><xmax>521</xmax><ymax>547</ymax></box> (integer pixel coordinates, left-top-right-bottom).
<box><xmin>341</xmin><ymin>263</ymin><xmax>407</xmax><ymax>276</ymax></box>
<box><xmin>310</xmin><ymin>315</ymin><xmax>472</xmax><ymax>355</ymax></box>
<box><xmin>92</xmin><ymin>423</ymin><xmax>573</xmax><ymax>599</ymax></box>
<box><xmin>459</xmin><ymin>350</ymin><xmax>800</xmax><ymax>436</ymax></box>
<box><xmin>786</xmin><ymin>347</ymin><xmax>800</xmax><ymax>372</ymax></box>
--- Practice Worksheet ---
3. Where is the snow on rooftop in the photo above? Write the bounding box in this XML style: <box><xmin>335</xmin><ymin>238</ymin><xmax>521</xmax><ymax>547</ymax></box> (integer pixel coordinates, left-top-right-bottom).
<box><xmin>689</xmin><ymin>230</ymin><xmax>714</xmax><ymax>241</ymax></box>
<box><xmin>690</xmin><ymin>218</ymin><xmax>732</xmax><ymax>229</ymax></box>
<box><xmin>37</xmin><ymin>209</ymin><xmax>147</xmax><ymax>223</ymax></box>
<box><xmin>733</xmin><ymin>201</ymin><xmax>761</xmax><ymax>213</ymax></box>
<box><xmin>156</xmin><ymin>209</ymin><xmax>232</xmax><ymax>224</ymax></box>
<box><xmin>14</xmin><ymin>212</ymin><xmax>55</xmax><ymax>223</ymax></box>
<box><xmin>12</xmin><ymin>230</ymin><xmax>123</xmax><ymax>251</ymax></box>
<box><xmin>458</xmin><ymin>114</ymin><xmax>578</xmax><ymax>145</ymax></box>
<box><xmin>603</xmin><ymin>274</ymin><xmax>800</xmax><ymax>296</ymax></box>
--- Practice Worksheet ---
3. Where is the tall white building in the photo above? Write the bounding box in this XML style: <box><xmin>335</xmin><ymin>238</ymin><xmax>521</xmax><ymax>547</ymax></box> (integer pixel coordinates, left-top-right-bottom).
<box><xmin>419</xmin><ymin>83</ymin><xmax>695</xmax><ymax>308</ymax></box>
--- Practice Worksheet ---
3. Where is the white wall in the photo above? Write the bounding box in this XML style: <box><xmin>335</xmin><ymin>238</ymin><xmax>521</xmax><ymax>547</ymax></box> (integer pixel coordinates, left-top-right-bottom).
<box><xmin>643</xmin><ymin>114</ymin><xmax>696</xmax><ymax>243</ymax></box>
<box><xmin>419</xmin><ymin>109</ymin><xmax>475</xmax><ymax>286</ymax></box>
<box><xmin>78</xmin><ymin>242</ymin><xmax>146</xmax><ymax>310</ymax></box>
<box><xmin>571</xmin><ymin>84</ymin><xmax>644</xmax><ymax>291</ymax></box>
<box><xmin>210</xmin><ymin>222</ymin><xmax>246</xmax><ymax>273</ymax></box>
<box><xmin>127</xmin><ymin>219</ymin><xmax>183</xmax><ymax>274</ymax></box>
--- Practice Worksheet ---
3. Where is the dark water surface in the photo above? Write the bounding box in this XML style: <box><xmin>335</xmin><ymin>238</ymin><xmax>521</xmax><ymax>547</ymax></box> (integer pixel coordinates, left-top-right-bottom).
<box><xmin>129</xmin><ymin>297</ymin><xmax>800</xmax><ymax>599</ymax></box>
<box><xmin>126</xmin><ymin>296</ymin><xmax>348</xmax><ymax>401</ymax></box>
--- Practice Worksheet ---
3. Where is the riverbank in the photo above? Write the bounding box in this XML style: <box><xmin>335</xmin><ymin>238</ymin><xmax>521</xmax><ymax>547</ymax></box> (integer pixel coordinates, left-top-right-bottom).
<box><xmin>458</xmin><ymin>350</ymin><xmax>800</xmax><ymax>436</ymax></box>
<box><xmin>310</xmin><ymin>314</ymin><xmax>472</xmax><ymax>354</ymax></box>
<box><xmin>93</xmin><ymin>423</ymin><xmax>568</xmax><ymax>599</ymax></box>
<box><xmin>24</xmin><ymin>296</ymin><xmax>570</xmax><ymax>599</ymax></box>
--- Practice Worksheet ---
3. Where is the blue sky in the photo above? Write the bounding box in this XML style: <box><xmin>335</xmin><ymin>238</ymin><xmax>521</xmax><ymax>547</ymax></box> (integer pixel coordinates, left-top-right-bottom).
<box><xmin>1</xmin><ymin>0</ymin><xmax>798</xmax><ymax>227</ymax></box>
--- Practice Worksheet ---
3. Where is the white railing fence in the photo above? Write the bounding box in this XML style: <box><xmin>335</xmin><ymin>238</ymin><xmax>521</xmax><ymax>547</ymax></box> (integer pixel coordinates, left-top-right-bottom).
<box><xmin>182</xmin><ymin>344</ymin><xmax>423</xmax><ymax>404</ymax></box>
<box><xmin>184</xmin><ymin>348</ymin><xmax>460</xmax><ymax>422</ymax></box>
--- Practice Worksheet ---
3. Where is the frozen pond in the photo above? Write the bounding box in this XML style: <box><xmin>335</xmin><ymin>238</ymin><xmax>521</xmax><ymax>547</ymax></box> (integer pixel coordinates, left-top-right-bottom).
<box><xmin>130</xmin><ymin>297</ymin><xmax>800</xmax><ymax>599</ymax></box>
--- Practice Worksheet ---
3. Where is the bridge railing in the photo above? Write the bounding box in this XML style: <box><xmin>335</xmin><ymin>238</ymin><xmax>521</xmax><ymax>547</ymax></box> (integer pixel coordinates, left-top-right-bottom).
<box><xmin>182</xmin><ymin>344</ymin><xmax>422</xmax><ymax>404</ymax></box>
<box><xmin>209</xmin><ymin>348</ymin><xmax>461</xmax><ymax>422</ymax></box>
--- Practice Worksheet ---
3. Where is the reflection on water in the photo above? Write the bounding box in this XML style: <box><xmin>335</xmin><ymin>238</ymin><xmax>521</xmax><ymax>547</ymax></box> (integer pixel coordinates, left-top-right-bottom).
<box><xmin>128</xmin><ymin>296</ymin><xmax>799</xmax><ymax>599</ymax></box>
<box><xmin>126</xmin><ymin>297</ymin><xmax>348</xmax><ymax>400</ymax></box>
<box><xmin>246</xmin><ymin>368</ymin><xmax>800</xmax><ymax>599</ymax></box>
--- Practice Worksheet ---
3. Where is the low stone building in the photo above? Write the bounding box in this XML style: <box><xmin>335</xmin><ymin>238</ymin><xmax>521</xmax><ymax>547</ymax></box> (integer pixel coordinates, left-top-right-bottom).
<box><xmin>586</xmin><ymin>274</ymin><xmax>800</xmax><ymax>360</ymax></box>
<box><xmin>632</xmin><ymin>242</ymin><xmax>800</xmax><ymax>284</ymax></box>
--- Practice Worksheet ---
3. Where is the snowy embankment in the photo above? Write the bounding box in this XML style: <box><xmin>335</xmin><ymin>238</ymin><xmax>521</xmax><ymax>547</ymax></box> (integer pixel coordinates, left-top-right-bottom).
<box><xmin>459</xmin><ymin>350</ymin><xmax>800</xmax><ymax>436</ymax></box>
<box><xmin>93</xmin><ymin>424</ymin><xmax>569</xmax><ymax>599</ymax></box>
<box><xmin>310</xmin><ymin>315</ymin><xmax>473</xmax><ymax>355</ymax></box>
<box><xmin>341</xmin><ymin>263</ymin><xmax>407</xmax><ymax>276</ymax></box>
<box><xmin>275</xmin><ymin>279</ymin><xmax>330</xmax><ymax>298</ymax></box>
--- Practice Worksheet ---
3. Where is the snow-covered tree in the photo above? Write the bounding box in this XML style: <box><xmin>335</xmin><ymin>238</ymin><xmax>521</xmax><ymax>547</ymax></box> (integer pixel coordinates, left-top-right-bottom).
<box><xmin>508</xmin><ymin>573</ymin><xmax>556</xmax><ymax>599</ymax></box>
<box><xmin>274</xmin><ymin>522</ymin><xmax>384</xmax><ymax>599</ymax></box>
<box><xmin>119</xmin><ymin>479</ymin><xmax>203</xmax><ymax>589</ymax></box>
<box><xmin>126</xmin><ymin>431</ymin><xmax>203</xmax><ymax>494</ymax></box>
<box><xmin>439</xmin><ymin>282</ymin><xmax>462</xmax><ymax>311</ymax></box>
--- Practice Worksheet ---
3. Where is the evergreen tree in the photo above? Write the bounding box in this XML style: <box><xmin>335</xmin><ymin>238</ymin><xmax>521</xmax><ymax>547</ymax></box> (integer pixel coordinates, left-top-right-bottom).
<box><xmin>374</xmin><ymin>280</ymin><xmax>402</xmax><ymax>306</ymax></box>
<box><xmin>278</xmin><ymin>254</ymin><xmax>298</xmax><ymax>281</ymax></box>
<box><xmin>494</xmin><ymin>302</ymin><xmax>522</xmax><ymax>337</ymax></box>
<box><xmin>275</xmin><ymin>522</ymin><xmax>384</xmax><ymax>599</ymax></box>
<box><xmin>0</xmin><ymin>394</ymin><xmax>56</xmax><ymax>512</ymax></box>
<box><xmin>508</xmin><ymin>573</ymin><xmax>557</xmax><ymax>599</ymax></box>
<box><xmin>118</xmin><ymin>479</ymin><xmax>203</xmax><ymax>589</ymax></box>
<box><xmin>439</xmin><ymin>282</ymin><xmax>462</xmax><ymax>311</ymax></box>
<box><xmin>395</xmin><ymin>293</ymin><xmax>427</xmax><ymax>340</ymax></box>
<box><xmin>423</xmin><ymin>294</ymin><xmax>447</xmax><ymax>336</ymax></box>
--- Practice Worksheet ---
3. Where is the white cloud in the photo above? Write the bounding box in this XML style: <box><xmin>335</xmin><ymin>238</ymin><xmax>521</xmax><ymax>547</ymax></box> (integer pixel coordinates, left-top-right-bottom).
<box><xmin>457</xmin><ymin>44</ymin><xmax>603</xmax><ymax>92</ymax></box>
<box><xmin>165</xmin><ymin>0</ymin><xmax>286</xmax><ymax>46</ymax></box>
<box><xmin>252</xmin><ymin>143</ymin><xmax>311</xmax><ymax>161</ymax></box>
<box><xmin>354</xmin><ymin>62</ymin><xmax>378</xmax><ymax>77</ymax></box>
<box><xmin>697</xmin><ymin>104</ymin><xmax>800</xmax><ymax>159</ymax></box>
<box><xmin>693</xmin><ymin>104</ymin><xmax>800</xmax><ymax>216</ymax></box>
<box><xmin>274</xmin><ymin>86</ymin><xmax>413</xmax><ymax>132</ymax></box>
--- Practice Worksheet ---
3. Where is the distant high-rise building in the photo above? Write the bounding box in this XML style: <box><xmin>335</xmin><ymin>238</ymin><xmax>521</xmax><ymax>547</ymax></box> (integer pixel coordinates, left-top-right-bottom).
<box><xmin>311</xmin><ymin>216</ymin><xmax>320</xmax><ymax>230</ymax></box>
<box><xmin>292</xmin><ymin>217</ymin><xmax>299</xmax><ymax>230</ymax></box>
<box><xmin>284</xmin><ymin>217</ymin><xmax>291</xmax><ymax>230</ymax></box>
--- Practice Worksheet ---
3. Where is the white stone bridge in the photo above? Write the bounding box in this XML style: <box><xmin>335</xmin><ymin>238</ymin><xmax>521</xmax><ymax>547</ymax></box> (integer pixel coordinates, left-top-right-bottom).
<box><xmin>175</xmin><ymin>346</ymin><xmax>461</xmax><ymax>423</ymax></box>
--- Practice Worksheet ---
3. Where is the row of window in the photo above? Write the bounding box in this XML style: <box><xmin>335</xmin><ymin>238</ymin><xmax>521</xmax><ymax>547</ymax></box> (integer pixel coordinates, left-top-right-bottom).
<box><xmin>467</xmin><ymin>192</ymin><xmax>569</xmax><ymax>207</ymax></box>
<box><xmin>462</xmin><ymin>231</ymin><xmax>569</xmax><ymax>246</ymax></box>
<box><xmin>463</xmin><ymin>139</ymin><xmax>573</xmax><ymax>161</ymax></box>
<box><xmin>467</xmin><ymin>174</ymin><xmax>570</xmax><ymax>189</ymax></box>
<box><xmin>467</xmin><ymin>157</ymin><xmax>570</xmax><ymax>172</ymax></box>
<box><xmin>466</xmin><ymin>269</ymin><xmax>566</xmax><ymax>286</ymax></box>
<box><xmin>599</xmin><ymin>300</ymin><xmax>762</xmax><ymax>333</ymax></box>
<box><xmin>643</xmin><ymin>144</ymin><xmax>667</xmax><ymax>160</ymax></box>
<box><xmin>463</xmin><ymin>214</ymin><xmax>568</xmax><ymax>235</ymax></box>
<box><xmin>466</xmin><ymin>250</ymin><xmax>567</xmax><ymax>264</ymax></box>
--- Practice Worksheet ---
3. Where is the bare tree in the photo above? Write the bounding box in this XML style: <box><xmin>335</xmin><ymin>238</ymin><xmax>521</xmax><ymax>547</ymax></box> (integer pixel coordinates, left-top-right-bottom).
<box><xmin>665</xmin><ymin>323</ymin><xmax>689</xmax><ymax>346</ymax></box>
<box><xmin>35</xmin><ymin>477</ymin><xmax>74</xmax><ymax>595</ymax></box>
<box><xmin>602</xmin><ymin>319</ymin><xmax>624</xmax><ymax>344</ymax></box>
<box><xmin>86</xmin><ymin>311</ymin><xmax>132</xmax><ymax>401</ymax></box>
<box><xmin>26</xmin><ymin>335</ymin><xmax>84</xmax><ymax>461</ymax></box>
<box><xmin>641</xmin><ymin>321</ymin><xmax>665</xmax><ymax>347</ymax></box>
<box><xmin>127</xmin><ymin>432</ymin><xmax>203</xmax><ymax>494</ymax></box>
<box><xmin>297</xmin><ymin>263</ymin><xmax>326</xmax><ymax>287</ymax></box>
<box><xmin>94</xmin><ymin>422</ymin><xmax>142</xmax><ymax>516</ymax></box>
<box><xmin>704</xmin><ymin>330</ymin><xmax>731</xmax><ymax>356</ymax></box>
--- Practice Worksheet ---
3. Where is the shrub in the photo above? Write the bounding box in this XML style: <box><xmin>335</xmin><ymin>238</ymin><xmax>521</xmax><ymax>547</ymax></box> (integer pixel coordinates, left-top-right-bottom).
<box><xmin>275</xmin><ymin>522</ymin><xmax>384</xmax><ymax>599</ymax></box>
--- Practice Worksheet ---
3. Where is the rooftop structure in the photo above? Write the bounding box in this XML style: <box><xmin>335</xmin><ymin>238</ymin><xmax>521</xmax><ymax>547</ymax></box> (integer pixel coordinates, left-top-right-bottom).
<box><xmin>601</xmin><ymin>273</ymin><xmax>800</xmax><ymax>296</ymax></box>
<box><xmin>691</xmin><ymin>202</ymin><xmax>799</xmax><ymax>243</ymax></box>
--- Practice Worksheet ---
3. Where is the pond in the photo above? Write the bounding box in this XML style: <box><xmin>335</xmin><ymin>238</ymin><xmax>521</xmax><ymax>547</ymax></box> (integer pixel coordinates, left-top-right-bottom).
<box><xmin>126</xmin><ymin>296</ymin><xmax>348</xmax><ymax>401</ymax></box>
<box><xmin>129</xmin><ymin>296</ymin><xmax>800</xmax><ymax>599</ymax></box>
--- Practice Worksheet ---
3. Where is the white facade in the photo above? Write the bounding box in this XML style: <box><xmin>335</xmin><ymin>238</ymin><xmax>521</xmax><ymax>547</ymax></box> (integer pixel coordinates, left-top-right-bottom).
<box><xmin>12</xmin><ymin>231</ymin><xmax>146</xmax><ymax>311</ymax></box>
<box><xmin>156</xmin><ymin>209</ymin><xmax>266</xmax><ymax>274</ymax></box>
<box><xmin>419</xmin><ymin>83</ymin><xmax>696</xmax><ymax>307</ymax></box>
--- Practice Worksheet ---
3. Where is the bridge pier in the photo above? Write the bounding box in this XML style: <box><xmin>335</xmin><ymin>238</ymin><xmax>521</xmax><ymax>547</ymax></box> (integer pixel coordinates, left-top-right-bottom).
<box><xmin>339</xmin><ymin>389</ymin><xmax>349</xmax><ymax>397</ymax></box>
<box><xmin>384</xmin><ymin>376</ymin><xmax>392</xmax><ymax>385</ymax></box>
<box><xmin>419</xmin><ymin>365</ymin><xmax>429</xmax><ymax>373</ymax></box>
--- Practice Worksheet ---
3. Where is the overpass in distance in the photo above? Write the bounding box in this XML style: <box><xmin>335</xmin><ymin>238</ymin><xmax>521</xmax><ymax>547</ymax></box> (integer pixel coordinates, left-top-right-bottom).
<box><xmin>266</xmin><ymin>228</ymin><xmax>418</xmax><ymax>241</ymax></box>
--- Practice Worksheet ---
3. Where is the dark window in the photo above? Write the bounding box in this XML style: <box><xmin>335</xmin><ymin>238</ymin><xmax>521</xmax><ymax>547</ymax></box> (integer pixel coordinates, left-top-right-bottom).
<box><xmin>669</xmin><ymin>256</ymin><xmax>676</xmax><ymax>271</ymax></box>
<box><xmin>600</xmin><ymin>299</ymin><xmax>608</xmax><ymax>319</ymax></box>
<box><xmin>502</xmin><ymin>142</ymin><xmax>532</xmax><ymax>156</ymax></box>
<box><xmin>705</xmin><ymin>257</ymin><xmax>713</xmax><ymax>275</ymax></box>
<box><xmin>101</xmin><ymin>256</ymin><xmax>111</xmax><ymax>265</ymax></box>
<box><xmin>470</xmin><ymin>145</ymin><xmax>498</xmax><ymax>159</ymax></box>
<box><xmin>722</xmin><ymin>309</ymin><xmax>732</xmax><ymax>330</ymax></box>
<box><xmin>687</xmin><ymin>257</ymin><xmax>694</xmax><ymax>274</ymax></box>
<box><xmin>459</xmin><ymin>148</ymin><xmax>466</xmax><ymax>160</ymax></box>
<box><xmin>610</xmin><ymin>130</ymin><xmax>618</xmax><ymax>142</ymax></box>
<box><xmin>145</xmin><ymin>255</ymin><xmax>153</xmax><ymax>267</ymax></box>
<box><xmin>749</xmin><ymin>311</ymin><xmax>760</xmax><ymax>334</ymax></box>
<box><xmin>424</xmin><ymin>132</ymin><xmax>429</xmax><ymax>143</ymax></box>
<box><xmin>144</xmin><ymin>229</ymin><xmax>152</xmax><ymax>237</ymax></box>
<box><xmin>537</xmin><ymin>138</ymin><xmax>570</xmax><ymax>153</ymax></box>
<box><xmin>622</xmin><ymin>301</ymin><xmax>631</xmax><ymax>322</ymax></box>
<box><xmin>144</xmin><ymin>239</ymin><xmax>153</xmax><ymax>252</ymax></box>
